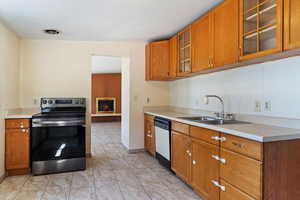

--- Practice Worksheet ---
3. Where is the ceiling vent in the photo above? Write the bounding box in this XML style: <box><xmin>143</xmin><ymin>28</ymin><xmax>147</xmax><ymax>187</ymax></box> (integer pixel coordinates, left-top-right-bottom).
<box><xmin>43</xmin><ymin>29</ymin><xmax>60</xmax><ymax>35</ymax></box>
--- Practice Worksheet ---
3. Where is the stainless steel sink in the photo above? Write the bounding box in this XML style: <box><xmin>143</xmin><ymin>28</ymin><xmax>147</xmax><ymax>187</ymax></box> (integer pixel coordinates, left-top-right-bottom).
<box><xmin>179</xmin><ymin>116</ymin><xmax>251</xmax><ymax>125</ymax></box>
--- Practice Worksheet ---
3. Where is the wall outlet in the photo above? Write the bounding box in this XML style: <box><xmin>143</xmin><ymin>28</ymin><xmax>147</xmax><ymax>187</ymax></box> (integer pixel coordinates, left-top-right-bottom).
<box><xmin>254</xmin><ymin>101</ymin><xmax>262</xmax><ymax>112</ymax></box>
<box><xmin>265</xmin><ymin>101</ymin><xmax>272</xmax><ymax>111</ymax></box>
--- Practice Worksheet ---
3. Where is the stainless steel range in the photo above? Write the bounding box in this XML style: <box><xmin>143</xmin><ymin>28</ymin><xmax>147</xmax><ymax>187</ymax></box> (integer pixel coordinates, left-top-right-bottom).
<box><xmin>31</xmin><ymin>98</ymin><xmax>86</xmax><ymax>175</ymax></box>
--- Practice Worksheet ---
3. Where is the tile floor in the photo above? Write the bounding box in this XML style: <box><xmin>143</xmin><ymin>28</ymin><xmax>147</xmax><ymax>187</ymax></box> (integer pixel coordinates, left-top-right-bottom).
<box><xmin>0</xmin><ymin>122</ymin><xmax>202</xmax><ymax>200</ymax></box>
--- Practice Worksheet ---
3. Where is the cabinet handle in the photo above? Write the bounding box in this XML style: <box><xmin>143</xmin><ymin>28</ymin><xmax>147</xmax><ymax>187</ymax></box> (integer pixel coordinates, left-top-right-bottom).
<box><xmin>192</xmin><ymin>160</ymin><xmax>196</xmax><ymax>165</ymax></box>
<box><xmin>232</xmin><ymin>142</ymin><xmax>244</xmax><ymax>148</ymax></box>
<box><xmin>211</xmin><ymin>136</ymin><xmax>226</xmax><ymax>142</ymax></box>
<box><xmin>211</xmin><ymin>180</ymin><xmax>226</xmax><ymax>191</ymax></box>
<box><xmin>212</xmin><ymin>155</ymin><xmax>226</xmax><ymax>164</ymax></box>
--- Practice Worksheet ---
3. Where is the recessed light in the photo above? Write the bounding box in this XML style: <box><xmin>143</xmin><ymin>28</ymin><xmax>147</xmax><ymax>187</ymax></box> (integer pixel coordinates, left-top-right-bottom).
<box><xmin>43</xmin><ymin>29</ymin><xmax>60</xmax><ymax>35</ymax></box>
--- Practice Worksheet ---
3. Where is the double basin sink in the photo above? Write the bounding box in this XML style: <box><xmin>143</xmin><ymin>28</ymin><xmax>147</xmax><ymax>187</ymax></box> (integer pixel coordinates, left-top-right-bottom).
<box><xmin>179</xmin><ymin>116</ymin><xmax>251</xmax><ymax>125</ymax></box>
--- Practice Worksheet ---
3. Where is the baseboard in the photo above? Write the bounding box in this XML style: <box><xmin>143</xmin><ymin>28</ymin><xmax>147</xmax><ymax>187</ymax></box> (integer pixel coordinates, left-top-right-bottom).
<box><xmin>0</xmin><ymin>173</ymin><xmax>5</xmax><ymax>184</ymax></box>
<box><xmin>128</xmin><ymin>148</ymin><xmax>146</xmax><ymax>154</ymax></box>
<box><xmin>86</xmin><ymin>153</ymin><xmax>92</xmax><ymax>158</ymax></box>
<box><xmin>6</xmin><ymin>168</ymin><xmax>30</xmax><ymax>176</ymax></box>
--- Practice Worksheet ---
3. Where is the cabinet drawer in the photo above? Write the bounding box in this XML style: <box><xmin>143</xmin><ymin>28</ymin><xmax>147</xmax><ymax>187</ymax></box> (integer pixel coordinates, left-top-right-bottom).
<box><xmin>220</xmin><ymin>149</ymin><xmax>262</xmax><ymax>199</ymax></box>
<box><xmin>145</xmin><ymin>114</ymin><xmax>154</xmax><ymax>122</ymax></box>
<box><xmin>220</xmin><ymin>179</ymin><xmax>256</xmax><ymax>200</ymax></box>
<box><xmin>172</xmin><ymin>121</ymin><xmax>189</xmax><ymax>135</ymax></box>
<box><xmin>190</xmin><ymin>126</ymin><xmax>220</xmax><ymax>145</ymax></box>
<box><xmin>220</xmin><ymin>133</ymin><xmax>263</xmax><ymax>161</ymax></box>
<box><xmin>5</xmin><ymin>119</ymin><xmax>30</xmax><ymax>129</ymax></box>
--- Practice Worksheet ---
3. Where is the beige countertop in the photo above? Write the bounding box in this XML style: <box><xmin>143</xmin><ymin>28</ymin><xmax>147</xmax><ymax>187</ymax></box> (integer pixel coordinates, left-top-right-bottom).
<box><xmin>5</xmin><ymin>108</ymin><xmax>40</xmax><ymax>119</ymax></box>
<box><xmin>144</xmin><ymin>107</ymin><xmax>300</xmax><ymax>142</ymax></box>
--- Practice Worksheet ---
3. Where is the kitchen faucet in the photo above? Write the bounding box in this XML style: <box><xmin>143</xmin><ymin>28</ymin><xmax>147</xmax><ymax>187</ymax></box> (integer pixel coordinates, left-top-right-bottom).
<box><xmin>204</xmin><ymin>95</ymin><xmax>225</xmax><ymax>119</ymax></box>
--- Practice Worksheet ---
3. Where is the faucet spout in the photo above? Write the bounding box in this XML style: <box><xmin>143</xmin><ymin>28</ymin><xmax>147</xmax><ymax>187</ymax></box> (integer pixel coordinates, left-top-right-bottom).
<box><xmin>205</xmin><ymin>95</ymin><xmax>225</xmax><ymax>119</ymax></box>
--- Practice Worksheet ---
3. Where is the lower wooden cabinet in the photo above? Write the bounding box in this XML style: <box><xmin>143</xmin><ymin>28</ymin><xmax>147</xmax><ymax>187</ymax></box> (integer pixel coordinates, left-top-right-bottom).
<box><xmin>171</xmin><ymin>131</ymin><xmax>191</xmax><ymax>182</ymax></box>
<box><xmin>144</xmin><ymin>114</ymin><xmax>155</xmax><ymax>155</ymax></box>
<box><xmin>191</xmin><ymin>139</ymin><xmax>220</xmax><ymax>200</ymax></box>
<box><xmin>5</xmin><ymin>119</ymin><xmax>30</xmax><ymax>175</ymax></box>
<box><xmin>220</xmin><ymin>179</ymin><xmax>256</xmax><ymax>200</ymax></box>
<box><xmin>220</xmin><ymin>149</ymin><xmax>262</xmax><ymax>200</ymax></box>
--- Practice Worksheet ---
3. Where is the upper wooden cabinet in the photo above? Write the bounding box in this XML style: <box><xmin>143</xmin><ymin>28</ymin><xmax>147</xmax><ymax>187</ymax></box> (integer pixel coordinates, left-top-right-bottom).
<box><xmin>212</xmin><ymin>0</ymin><xmax>239</xmax><ymax>67</ymax></box>
<box><xmin>177</xmin><ymin>26</ymin><xmax>192</xmax><ymax>76</ymax></box>
<box><xmin>145</xmin><ymin>41</ymin><xmax>170</xmax><ymax>80</ymax></box>
<box><xmin>284</xmin><ymin>0</ymin><xmax>300</xmax><ymax>50</ymax></box>
<box><xmin>191</xmin><ymin>12</ymin><xmax>212</xmax><ymax>72</ymax></box>
<box><xmin>240</xmin><ymin>0</ymin><xmax>283</xmax><ymax>60</ymax></box>
<box><xmin>169</xmin><ymin>35</ymin><xmax>178</xmax><ymax>79</ymax></box>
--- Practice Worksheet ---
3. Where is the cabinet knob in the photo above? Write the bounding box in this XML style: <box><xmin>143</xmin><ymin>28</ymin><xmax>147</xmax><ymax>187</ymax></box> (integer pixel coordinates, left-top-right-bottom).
<box><xmin>211</xmin><ymin>180</ymin><xmax>225</xmax><ymax>191</ymax></box>
<box><xmin>21</xmin><ymin>129</ymin><xmax>26</xmax><ymax>133</ymax></box>
<box><xmin>147</xmin><ymin>134</ymin><xmax>152</xmax><ymax>138</ymax></box>
<box><xmin>186</xmin><ymin>150</ymin><xmax>192</xmax><ymax>157</ymax></box>
<box><xmin>192</xmin><ymin>160</ymin><xmax>196</xmax><ymax>165</ymax></box>
<box><xmin>148</xmin><ymin>130</ymin><xmax>151</xmax><ymax>134</ymax></box>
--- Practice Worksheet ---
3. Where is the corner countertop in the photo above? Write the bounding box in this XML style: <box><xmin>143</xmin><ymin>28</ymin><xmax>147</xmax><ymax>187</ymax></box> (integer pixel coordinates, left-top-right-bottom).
<box><xmin>144</xmin><ymin>108</ymin><xmax>300</xmax><ymax>142</ymax></box>
<box><xmin>5</xmin><ymin>108</ymin><xmax>40</xmax><ymax>119</ymax></box>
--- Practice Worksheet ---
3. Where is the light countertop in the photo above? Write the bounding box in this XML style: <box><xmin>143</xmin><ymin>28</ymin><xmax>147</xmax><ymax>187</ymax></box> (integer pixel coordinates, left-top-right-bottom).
<box><xmin>5</xmin><ymin>108</ymin><xmax>40</xmax><ymax>119</ymax></box>
<box><xmin>144</xmin><ymin>108</ymin><xmax>300</xmax><ymax>142</ymax></box>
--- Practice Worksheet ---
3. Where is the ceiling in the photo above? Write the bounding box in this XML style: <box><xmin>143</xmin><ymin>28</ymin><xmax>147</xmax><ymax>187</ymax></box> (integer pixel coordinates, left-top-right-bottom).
<box><xmin>92</xmin><ymin>56</ymin><xmax>122</xmax><ymax>74</ymax></box>
<box><xmin>0</xmin><ymin>0</ymin><xmax>222</xmax><ymax>41</ymax></box>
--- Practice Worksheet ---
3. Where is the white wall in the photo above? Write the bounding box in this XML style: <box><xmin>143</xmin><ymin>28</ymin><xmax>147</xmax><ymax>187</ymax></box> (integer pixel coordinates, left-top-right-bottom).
<box><xmin>20</xmin><ymin>39</ymin><xmax>170</xmax><ymax>151</ymax></box>
<box><xmin>170</xmin><ymin>56</ymin><xmax>300</xmax><ymax>119</ymax></box>
<box><xmin>0</xmin><ymin>22</ymin><xmax>20</xmax><ymax>178</ymax></box>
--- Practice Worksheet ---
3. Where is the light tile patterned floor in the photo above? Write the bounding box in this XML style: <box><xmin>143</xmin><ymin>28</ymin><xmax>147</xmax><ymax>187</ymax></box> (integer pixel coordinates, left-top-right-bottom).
<box><xmin>0</xmin><ymin>122</ymin><xmax>202</xmax><ymax>200</ymax></box>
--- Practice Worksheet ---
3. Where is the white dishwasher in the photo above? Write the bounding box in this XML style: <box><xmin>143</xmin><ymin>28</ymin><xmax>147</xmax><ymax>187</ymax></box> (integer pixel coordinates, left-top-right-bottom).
<box><xmin>154</xmin><ymin>117</ymin><xmax>171</xmax><ymax>169</ymax></box>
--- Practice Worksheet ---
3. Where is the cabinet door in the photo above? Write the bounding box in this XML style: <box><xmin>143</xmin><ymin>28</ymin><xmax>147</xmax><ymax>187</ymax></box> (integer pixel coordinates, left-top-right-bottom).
<box><xmin>178</xmin><ymin>26</ymin><xmax>192</xmax><ymax>76</ymax></box>
<box><xmin>284</xmin><ymin>0</ymin><xmax>300</xmax><ymax>50</ymax></box>
<box><xmin>169</xmin><ymin>35</ymin><xmax>178</xmax><ymax>79</ymax></box>
<box><xmin>6</xmin><ymin>129</ymin><xmax>30</xmax><ymax>170</ymax></box>
<box><xmin>144</xmin><ymin>119</ymin><xmax>151</xmax><ymax>153</ymax></box>
<box><xmin>191</xmin><ymin>139</ymin><xmax>220</xmax><ymax>200</ymax></box>
<box><xmin>149</xmin><ymin>120</ymin><xmax>156</xmax><ymax>156</ymax></box>
<box><xmin>191</xmin><ymin>12</ymin><xmax>212</xmax><ymax>72</ymax></box>
<box><xmin>145</xmin><ymin>44</ymin><xmax>151</xmax><ymax>81</ymax></box>
<box><xmin>150</xmin><ymin>41</ymin><xmax>170</xmax><ymax>80</ymax></box>
<box><xmin>240</xmin><ymin>0</ymin><xmax>283</xmax><ymax>60</ymax></box>
<box><xmin>171</xmin><ymin>131</ymin><xmax>191</xmax><ymax>182</ymax></box>
<box><xmin>212</xmin><ymin>0</ymin><xmax>239</xmax><ymax>67</ymax></box>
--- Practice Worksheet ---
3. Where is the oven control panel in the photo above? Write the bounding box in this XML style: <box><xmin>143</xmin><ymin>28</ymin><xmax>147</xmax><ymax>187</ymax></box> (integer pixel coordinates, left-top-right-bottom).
<box><xmin>41</xmin><ymin>98</ymin><xmax>86</xmax><ymax>108</ymax></box>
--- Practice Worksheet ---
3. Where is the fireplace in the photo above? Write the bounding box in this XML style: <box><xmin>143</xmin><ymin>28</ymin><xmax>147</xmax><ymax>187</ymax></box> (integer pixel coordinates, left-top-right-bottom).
<box><xmin>96</xmin><ymin>98</ymin><xmax>116</xmax><ymax>113</ymax></box>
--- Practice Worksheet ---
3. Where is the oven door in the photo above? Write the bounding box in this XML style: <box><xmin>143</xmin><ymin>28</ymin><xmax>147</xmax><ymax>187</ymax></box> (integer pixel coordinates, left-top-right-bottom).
<box><xmin>31</xmin><ymin>118</ymin><xmax>86</xmax><ymax>162</ymax></box>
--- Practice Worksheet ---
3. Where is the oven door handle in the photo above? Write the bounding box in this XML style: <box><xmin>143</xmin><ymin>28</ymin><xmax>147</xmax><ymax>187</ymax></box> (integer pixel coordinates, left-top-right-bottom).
<box><xmin>32</xmin><ymin>120</ymin><xmax>85</xmax><ymax>127</ymax></box>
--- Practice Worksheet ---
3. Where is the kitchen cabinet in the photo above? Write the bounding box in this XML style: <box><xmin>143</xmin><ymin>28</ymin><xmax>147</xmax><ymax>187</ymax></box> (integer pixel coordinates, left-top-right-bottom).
<box><xmin>169</xmin><ymin>35</ymin><xmax>178</xmax><ymax>79</ymax></box>
<box><xmin>191</xmin><ymin>12</ymin><xmax>212</xmax><ymax>72</ymax></box>
<box><xmin>191</xmin><ymin>139</ymin><xmax>220</xmax><ymax>200</ymax></box>
<box><xmin>144</xmin><ymin>114</ymin><xmax>155</xmax><ymax>155</ymax></box>
<box><xmin>212</xmin><ymin>0</ymin><xmax>239</xmax><ymax>67</ymax></box>
<box><xmin>284</xmin><ymin>0</ymin><xmax>300</xmax><ymax>50</ymax></box>
<box><xmin>177</xmin><ymin>26</ymin><xmax>192</xmax><ymax>76</ymax></box>
<box><xmin>239</xmin><ymin>0</ymin><xmax>283</xmax><ymax>60</ymax></box>
<box><xmin>5</xmin><ymin>119</ymin><xmax>30</xmax><ymax>176</ymax></box>
<box><xmin>145</xmin><ymin>41</ymin><xmax>170</xmax><ymax>80</ymax></box>
<box><xmin>171</xmin><ymin>131</ymin><xmax>191</xmax><ymax>182</ymax></box>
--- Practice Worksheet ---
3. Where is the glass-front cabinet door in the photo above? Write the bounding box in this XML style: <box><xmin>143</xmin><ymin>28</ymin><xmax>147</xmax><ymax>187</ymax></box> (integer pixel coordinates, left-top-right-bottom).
<box><xmin>240</xmin><ymin>0</ymin><xmax>283</xmax><ymax>60</ymax></box>
<box><xmin>178</xmin><ymin>26</ymin><xmax>192</xmax><ymax>76</ymax></box>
